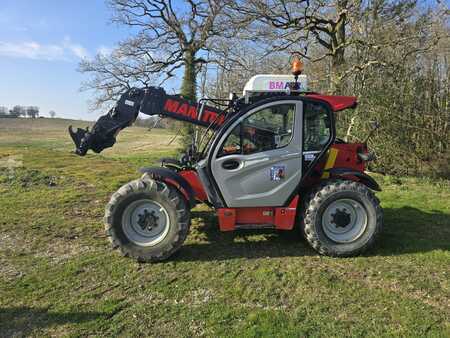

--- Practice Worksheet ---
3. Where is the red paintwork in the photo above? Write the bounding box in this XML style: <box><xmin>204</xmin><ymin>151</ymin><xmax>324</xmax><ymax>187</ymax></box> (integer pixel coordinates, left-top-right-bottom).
<box><xmin>217</xmin><ymin>196</ymin><xmax>299</xmax><ymax>231</ymax></box>
<box><xmin>331</xmin><ymin>143</ymin><xmax>365</xmax><ymax>172</ymax></box>
<box><xmin>235</xmin><ymin>207</ymin><xmax>274</xmax><ymax>224</ymax></box>
<box><xmin>163</xmin><ymin>97</ymin><xmax>225</xmax><ymax>126</ymax></box>
<box><xmin>179</xmin><ymin>170</ymin><xmax>208</xmax><ymax>202</ymax></box>
<box><xmin>306</xmin><ymin>94</ymin><xmax>357</xmax><ymax>112</ymax></box>
<box><xmin>274</xmin><ymin>196</ymin><xmax>299</xmax><ymax>230</ymax></box>
<box><xmin>217</xmin><ymin>209</ymin><xmax>236</xmax><ymax>231</ymax></box>
<box><xmin>300</xmin><ymin>142</ymin><xmax>368</xmax><ymax>190</ymax></box>
<box><xmin>163</xmin><ymin>178</ymin><xmax>190</xmax><ymax>202</ymax></box>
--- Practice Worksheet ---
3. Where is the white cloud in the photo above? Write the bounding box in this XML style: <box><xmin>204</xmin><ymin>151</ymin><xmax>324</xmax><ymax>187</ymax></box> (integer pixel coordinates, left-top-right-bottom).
<box><xmin>97</xmin><ymin>45</ymin><xmax>113</xmax><ymax>56</ymax></box>
<box><xmin>0</xmin><ymin>41</ymin><xmax>64</xmax><ymax>60</ymax></box>
<box><xmin>62</xmin><ymin>36</ymin><xmax>90</xmax><ymax>59</ymax></box>
<box><xmin>0</xmin><ymin>37</ymin><xmax>89</xmax><ymax>61</ymax></box>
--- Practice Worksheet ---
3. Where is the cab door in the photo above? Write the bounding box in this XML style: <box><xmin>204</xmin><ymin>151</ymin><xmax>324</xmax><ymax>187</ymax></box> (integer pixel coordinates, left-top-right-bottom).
<box><xmin>210</xmin><ymin>100</ymin><xmax>303</xmax><ymax>208</ymax></box>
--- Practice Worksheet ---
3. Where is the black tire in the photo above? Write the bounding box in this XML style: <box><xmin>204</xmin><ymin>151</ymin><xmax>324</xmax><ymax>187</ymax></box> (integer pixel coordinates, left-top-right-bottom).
<box><xmin>104</xmin><ymin>173</ymin><xmax>190</xmax><ymax>262</ymax></box>
<box><xmin>301</xmin><ymin>180</ymin><xmax>383</xmax><ymax>257</ymax></box>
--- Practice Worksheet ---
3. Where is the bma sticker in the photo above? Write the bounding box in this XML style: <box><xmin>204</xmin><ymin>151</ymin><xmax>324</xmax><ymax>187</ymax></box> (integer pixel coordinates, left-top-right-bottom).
<box><xmin>270</xmin><ymin>165</ymin><xmax>286</xmax><ymax>181</ymax></box>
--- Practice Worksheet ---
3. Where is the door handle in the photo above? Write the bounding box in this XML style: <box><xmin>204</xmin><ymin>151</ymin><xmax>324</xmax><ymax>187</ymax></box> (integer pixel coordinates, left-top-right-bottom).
<box><xmin>222</xmin><ymin>159</ymin><xmax>240</xmax><ymax>170</ymax></box>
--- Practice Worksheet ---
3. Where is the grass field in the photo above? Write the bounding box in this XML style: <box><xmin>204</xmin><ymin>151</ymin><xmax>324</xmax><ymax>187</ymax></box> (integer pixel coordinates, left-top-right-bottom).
<box><xmin>0</xmin><ymin>118</ymin><xmax>449</xmax><ymax>337</ymax></box>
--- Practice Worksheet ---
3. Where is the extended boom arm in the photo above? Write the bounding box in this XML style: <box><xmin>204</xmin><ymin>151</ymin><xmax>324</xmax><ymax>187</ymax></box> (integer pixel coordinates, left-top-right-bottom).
<box><xmin>69</xmin><ymin>87</ymin><xmax>226</xmax><ymax>156</ymax></box>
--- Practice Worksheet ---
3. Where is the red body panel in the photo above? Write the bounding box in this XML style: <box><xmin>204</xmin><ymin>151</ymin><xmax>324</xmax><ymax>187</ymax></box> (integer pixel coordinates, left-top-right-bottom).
<box><xmin>300</xmin><ymin>142</ymin><xmax>367</xmax><ymax>189</ymax></box>
<box><xmin>216</xmin><ymin>209</ymin><xmax>236</xmax><ymax>230</ymax></box>
<box><xmin>330</xmin><ymin>143</ymin><xmax>365</xmax><ymax>172</ymax></box>
<box><xmin>312</xmin><ymin>143</ymin><xmax>366</xmax><ymax>173</ymax></box>
<box><xmin>274</xmin><ymin>196</ymin><xmax>299</xmax><ymax>230</ymax></box>
<box><xmin>306</xmin><ymin>94</ymin><xmax>357</xmax><ymax>112</ymax></box>
<box><xmin>179</xmin><ymin>170</ymin><xmax>208</xmax><ymax>202</ymax></box>
<box><xmin>163</xmin><ymin>178</ymin><xmax>191</xmax><ymax>202</ymax></box>
<box><xmin>217</xmin><ymin>196</ymin><xmax>299</xmax><ymax>231</ymax></box>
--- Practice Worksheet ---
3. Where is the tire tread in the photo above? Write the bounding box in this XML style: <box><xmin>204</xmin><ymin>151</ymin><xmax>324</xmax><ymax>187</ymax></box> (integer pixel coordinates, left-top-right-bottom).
<box><xmin>301</xmin><ymin>179</ymin><xmax>383</xmax><ymax>257</ymax></box>
<box><xmin>104</xmin><ymin>173</ymin><xmax>190</xmax><ymax>262</ymax></box>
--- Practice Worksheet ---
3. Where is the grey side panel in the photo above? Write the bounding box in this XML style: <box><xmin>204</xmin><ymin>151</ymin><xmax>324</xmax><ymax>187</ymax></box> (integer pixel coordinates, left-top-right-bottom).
<box><xmin>195</xmin><ymin>159</ymin><xmax>225</xmax><ymax>207</ymax></box>
<box><xmin>211</xmin><ymin>101</ymin><xmax>303</xmax><ymax>208</ymax></box>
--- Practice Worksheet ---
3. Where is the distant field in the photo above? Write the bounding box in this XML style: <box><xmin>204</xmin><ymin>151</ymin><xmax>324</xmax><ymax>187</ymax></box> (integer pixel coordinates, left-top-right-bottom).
<box><xmin>0</xmin><ymin>118</ymin><xmax>179</xmax><ymax>165</ymax></box>
<box><xmin>0</xmin><ymin>118</ymin><xmax>449</xmax><ymax>337</ymax></box>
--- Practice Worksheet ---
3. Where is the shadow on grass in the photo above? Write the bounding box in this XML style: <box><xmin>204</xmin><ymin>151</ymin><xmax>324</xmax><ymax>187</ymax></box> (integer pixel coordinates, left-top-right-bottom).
<box><xmin>0</xmin><ymin>306</ymin><xmax>106</xmax><ymax>337</ymax></box>
<box><xmin>173</xmin><ymin>211</ymin><xmax>315</xmax><ymax>262</ymax></box>
<box><xmin>377</xmin><ymin>206</ymin><xmax>450</xmax><ymax>255</ymax></box>
<box><xmin>173</xmin><ymin>207</ymin><xmax>450</xmax><ymax>262</ymax></box>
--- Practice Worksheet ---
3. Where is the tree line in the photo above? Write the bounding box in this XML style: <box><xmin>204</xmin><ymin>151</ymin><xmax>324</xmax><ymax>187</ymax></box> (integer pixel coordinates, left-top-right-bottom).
<box><xmin>0</xmin><ymin>106</ymin><xmax>57</xmax><ymax>119</ymax></box>
<box><xmin>0</xmin><ymin>106</ymin><xmax>40</xmax><ymax>118</ymax></box>
<box><xmin>79</xmin><ymin>0</ymin><xmax>449</xmax><ymax>178</ymax></box>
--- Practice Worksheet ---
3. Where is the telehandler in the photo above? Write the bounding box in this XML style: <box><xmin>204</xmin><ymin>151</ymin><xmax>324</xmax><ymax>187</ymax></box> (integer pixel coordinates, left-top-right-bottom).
<box><xmin>69</xmin><ymin>59</ymin><xmax>383</xmax><ymax>262</ymax></box>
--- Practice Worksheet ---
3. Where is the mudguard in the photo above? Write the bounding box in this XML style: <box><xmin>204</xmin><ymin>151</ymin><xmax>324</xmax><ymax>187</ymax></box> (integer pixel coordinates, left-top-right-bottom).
<box><xmin>160</xmin><ymin>158</ymin><xmax>183</xmax><ymax>171</ymax></box>
<box><xmin>327</xmin><ymin>167</ymin><xmax>381</xmax><ymax>191</ymax></box>
<box><xmin>139</xmin><ymin>167</ymin><xmax>197</xmax><ymax>208</ymax></box>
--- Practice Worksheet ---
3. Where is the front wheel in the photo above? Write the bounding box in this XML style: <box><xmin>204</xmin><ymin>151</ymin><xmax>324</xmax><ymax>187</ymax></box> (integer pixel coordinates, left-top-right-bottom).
<box><xmin>301</xmin><ymin>180</ymin><xmax>383</xmax><ymax>257</ymax></box>
<box><xmin>104</xmin><ymin>174</ymin><xmax>190</xmax><ymax>262</ymax></box>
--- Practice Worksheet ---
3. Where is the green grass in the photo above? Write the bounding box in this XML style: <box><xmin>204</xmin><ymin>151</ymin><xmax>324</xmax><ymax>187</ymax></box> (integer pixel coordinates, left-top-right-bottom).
<box><xmin>0</xmin><ymin>118</ymin><xmax>449</xmax><ymax>337</ymax></box>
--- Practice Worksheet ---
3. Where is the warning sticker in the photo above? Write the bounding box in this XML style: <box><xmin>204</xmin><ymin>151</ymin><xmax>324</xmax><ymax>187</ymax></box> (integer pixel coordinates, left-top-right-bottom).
<box><xmin>270</xmin><ymin>165</ymin><xmax>286</xmax><ymax>181</ymax></box>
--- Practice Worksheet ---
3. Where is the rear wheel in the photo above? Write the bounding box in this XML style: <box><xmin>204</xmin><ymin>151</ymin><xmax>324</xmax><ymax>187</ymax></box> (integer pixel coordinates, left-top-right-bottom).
<box><xmin>301</xmin><ymin>180</ymin><xmax>383</xmax><ymax>257</ymax></box>
<box><xmin>104</xmin><ymin>173</ymin><xmax>190</xmax><ymax>262</ymax></box>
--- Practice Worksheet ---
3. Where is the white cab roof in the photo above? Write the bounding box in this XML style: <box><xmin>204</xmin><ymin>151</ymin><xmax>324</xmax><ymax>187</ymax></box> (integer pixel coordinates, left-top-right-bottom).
<box><xmin>242</xmin><ymin>74</ymin><xmax>308</xmax><ymax>99</ymax></box>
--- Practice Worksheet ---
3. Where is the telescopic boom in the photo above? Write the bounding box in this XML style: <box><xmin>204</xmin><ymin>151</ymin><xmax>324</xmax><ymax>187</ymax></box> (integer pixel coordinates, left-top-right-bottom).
<box><xmin>69</xmin><ymin>86</ymin><xmax>226</xmax><ymax>156</ymax></box>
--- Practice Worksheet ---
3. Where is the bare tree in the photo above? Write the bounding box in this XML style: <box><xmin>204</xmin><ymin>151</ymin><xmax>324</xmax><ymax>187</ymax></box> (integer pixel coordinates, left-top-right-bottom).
<box><xmin>228</xmin><ymin>0</ymin><xmax>443</xmax><ymax>93</ymax></box>
<box><xmin>0</xmin><ymin>106</ymin><xmax>7</xmax><ymax>116</ymax></box>
<box><xmin>26</xmin><ymin>106</ymin><xmax>39</xmax><ymax>119</ymax></box>
<box><xmin>10</xmin><ymin>105</ymin><xmax>26</xmax><ymax>117</ymax></box>
<box><xmin>80</xmin><ymin>0</ymin><xmax>234</xmax><ymax>109</ymax></box>
<box><xmin>49</xmin><ymin>110</ymin><xmax>56</xmax><ymax>118</ymax></box>
<box><xmin>80</xmin><ymin>49</ymin><xmax>162</xmax><ymax>110</ymax></box>
<box><xmin>207</xmin><ymin>39</ymin><xmax>292</xmax><ymax>99</ymax></box>
<box><xmin>207</xmin><ymin>1</ymin><xmax>449</xmax><ymax>177</ymax></box>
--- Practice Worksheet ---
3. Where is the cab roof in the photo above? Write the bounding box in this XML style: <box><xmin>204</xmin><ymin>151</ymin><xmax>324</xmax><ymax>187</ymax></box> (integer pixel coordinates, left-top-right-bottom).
<box><xmin>306</xmin><ymin>94</ymin><xmax>357</xmax><ymax>112</ymax></box>
<box><xmin>242</xmin><ymin>74</ymin><xmax>357</xmax><ymax>112</ymax></box>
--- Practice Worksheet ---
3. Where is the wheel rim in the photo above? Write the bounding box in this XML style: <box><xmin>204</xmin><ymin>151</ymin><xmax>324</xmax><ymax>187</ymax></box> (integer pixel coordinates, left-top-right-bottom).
<box><xmin>321</xmin><ymin>198</ymin><xmax>368</xmax><ymax>243</ymax></box>
<box><xmin>122</xmin><ymin>199</ymin><xmax>170</xmax><ymax>247</ymax></box>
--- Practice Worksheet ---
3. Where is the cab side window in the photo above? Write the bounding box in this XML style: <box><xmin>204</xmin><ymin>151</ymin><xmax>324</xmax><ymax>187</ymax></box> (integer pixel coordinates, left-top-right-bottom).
<box><xmin>219</xmin><ymin>104</ymin><xmax>296</xmax><ymax>157</ymax></box>
<box><xmin>303</xmin><ymin>102</ymin><xmax>331</xmax><ymax>151</ymax></box>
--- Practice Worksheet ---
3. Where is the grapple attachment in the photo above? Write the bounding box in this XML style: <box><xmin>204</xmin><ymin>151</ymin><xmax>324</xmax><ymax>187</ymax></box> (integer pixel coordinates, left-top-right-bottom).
<box><xmin>68</xmin><ymin>114</ymin><xmax>121</xmax><ymax>156</ymax></box>
<box><xmin>69</xmin><ymin>88</ymin><xmax>145</xmax><ymax>156</ymax></box>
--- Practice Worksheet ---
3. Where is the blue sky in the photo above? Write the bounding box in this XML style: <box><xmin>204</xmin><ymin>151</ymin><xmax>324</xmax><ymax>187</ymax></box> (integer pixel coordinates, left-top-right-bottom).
<box><xmin>0</xmin><ymin>1</ymin><xmax>138</xmax><ymax>120</ymax></box>
<box><xmin>0</xmin><ymin>1</ymin><xmax>445</xmax><ymax>120</ymax></box>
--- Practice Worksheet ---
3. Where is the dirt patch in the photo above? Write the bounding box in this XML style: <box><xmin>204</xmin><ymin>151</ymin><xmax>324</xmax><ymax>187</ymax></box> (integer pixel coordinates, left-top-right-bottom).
<box><xmin>328</xmin><ymin>261</ymin><xmax>450</xmax><ymax>313</ymax></box>
<box><xmin>0</xmin><ymin>234</ymin><xmax>24</xmax><ymax>281</ymax></box>
<box><xmin>360</xmin><ymin>274</ymin><xmax>450</xmax><ymax>313</ymax></box>
<box><xmin>0</xmin><ymin>258</ymin><xmax>24</xmax><ymax>281</ymax></box>
<box><xmin>0</xmin><ymin>231</ymin><xmax>98</xmax><ymax>265</ymax></box>
<box><xmin>33</xmin><ymin>244</ymin><xmax>97</xmax><ymax>263</ymax></box>
<box><xmin>0</xmin><ymin>168</ymin><xmax>61</xmax><ymax>188</ymax></box>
